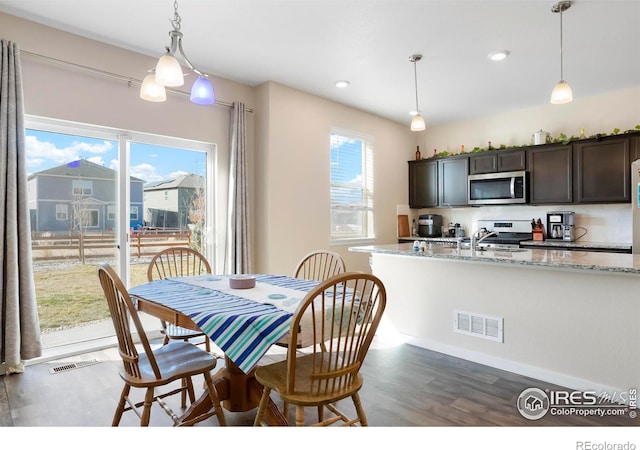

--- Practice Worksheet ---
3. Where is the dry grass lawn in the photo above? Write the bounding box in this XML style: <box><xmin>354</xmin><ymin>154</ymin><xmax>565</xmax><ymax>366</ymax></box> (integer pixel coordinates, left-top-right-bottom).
<box><xmin>34</xmin><ymin>261</ymin><xmax>150</xmax><ymax>330</ymax></box>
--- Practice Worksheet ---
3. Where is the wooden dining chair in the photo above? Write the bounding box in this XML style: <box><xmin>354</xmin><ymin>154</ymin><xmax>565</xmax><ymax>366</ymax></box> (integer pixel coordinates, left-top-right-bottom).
<box><xmin>253</xmin><ymin>272</ymin><xmax>386</xmax><ymax>426</ymax></box>
<box><xmin>293</xmin><ymin>250</ymin><xmax>346</xmax><ymax>281</ymax></box>
<box><xmin>147</xmin><ymin>247</ymin><xmax>212</xmax><ymax>352</ymax></box>
<box><xmin>96</xmin><ymin>263</ymin><xmax>226</xmax><ymax>427</ymax></box>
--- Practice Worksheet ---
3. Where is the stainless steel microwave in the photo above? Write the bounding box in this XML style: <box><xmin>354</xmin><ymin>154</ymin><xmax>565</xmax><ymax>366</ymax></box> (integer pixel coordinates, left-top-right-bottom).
<box><xmin>467</xmin><ymin>170</ymin><xmax>527</xmax><ymax>205</ymax></box>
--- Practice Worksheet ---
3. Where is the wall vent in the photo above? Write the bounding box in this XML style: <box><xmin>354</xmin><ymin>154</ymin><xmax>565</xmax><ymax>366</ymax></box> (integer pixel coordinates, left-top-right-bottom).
<box><xmin>49</xmin><ymin>359</ymin><xmax>100</xmax><ymax>374</ymax></box>
<box><xmin>454</xmin><ymin>310</ymin><xmax>503</xmax><ymax>343</ymax></box>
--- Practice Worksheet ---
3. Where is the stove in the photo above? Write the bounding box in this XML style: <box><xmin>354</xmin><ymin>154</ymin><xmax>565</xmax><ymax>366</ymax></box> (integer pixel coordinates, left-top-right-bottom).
<box><xmin>474</xmin><ymin>219</ymin><xmax>533</xmax><ymax>247</ymax></box>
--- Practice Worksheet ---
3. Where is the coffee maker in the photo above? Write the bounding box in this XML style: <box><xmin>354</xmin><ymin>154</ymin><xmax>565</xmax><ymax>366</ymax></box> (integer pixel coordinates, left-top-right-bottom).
<box><xmin>418</xmin><ymin>214</ymin><xmax>442</xmax><ymax>237</ymax></box>
<box><xmin>546</xmin><ymin>211</ymin><xmax>575</xmax><ymax>241</ymax></box>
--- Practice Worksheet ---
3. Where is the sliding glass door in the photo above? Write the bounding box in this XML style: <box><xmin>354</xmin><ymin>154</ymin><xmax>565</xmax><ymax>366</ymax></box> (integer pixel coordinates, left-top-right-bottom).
<box><xmin>25</xmin><ymin>116</ymin><xmax>215</xmax><ymax>355</ymax></box>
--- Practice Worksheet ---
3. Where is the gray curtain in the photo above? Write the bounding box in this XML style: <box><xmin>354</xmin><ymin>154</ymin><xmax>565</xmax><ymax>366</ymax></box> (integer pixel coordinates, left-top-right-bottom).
<box><xmin>224</xmin><ymin>101</ymin><xmax>251</xmax><ymax>274</ymax></box>
<box><xmin>0</xmin><ymin>39</ymin><xmax>42</xmax><ymax>374</ymax></box>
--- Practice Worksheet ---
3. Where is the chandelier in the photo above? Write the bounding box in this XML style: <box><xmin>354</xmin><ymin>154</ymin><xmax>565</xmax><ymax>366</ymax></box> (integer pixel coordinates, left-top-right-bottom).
<box><xmin>140</xmin><ymin>1</ymin><xmax>215</xmax><ymax>105</ymax></box>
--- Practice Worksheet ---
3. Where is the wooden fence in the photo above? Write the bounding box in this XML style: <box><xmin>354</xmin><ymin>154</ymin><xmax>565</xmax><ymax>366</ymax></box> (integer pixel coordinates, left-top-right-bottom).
<box><xmin>31</xmin><ymin>229</ymin><xmax>191</xmax><ymax>262</ymax></box>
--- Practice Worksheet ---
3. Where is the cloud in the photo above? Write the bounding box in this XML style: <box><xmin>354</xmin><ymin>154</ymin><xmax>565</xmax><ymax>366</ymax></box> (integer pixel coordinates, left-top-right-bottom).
<box><xmin>25</xmin><ymin>135</ymin><xmax>113</xmax><ymax>169</ymax></box>
<box><xmin>130</xmin><ymin>163</ymin><xmax>165</xmax><ymax>183</ymax></box>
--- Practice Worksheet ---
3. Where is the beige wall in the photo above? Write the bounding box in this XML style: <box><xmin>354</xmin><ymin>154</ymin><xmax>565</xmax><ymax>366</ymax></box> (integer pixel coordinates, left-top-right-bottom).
<box><xmin>3</xmin><ymin>11</ymin><xmax>640</xmax><ymax>275</ymax></box>
<box><xmin>408</xmin><ymin>86</ymin><xmax>640</xmax><ymax>243</ymax></box>
<box><xmin>419</xmin><ymin>86</ymin><xmax>640</xmax><ymax>154</ymax></box>
<box><xmin>254</xmin><ymin>82</ymin><xmax>414</xmax><ymax>275</ymax></box>
<box><xmin>0</xmin><ymin>12</ymin><xmax>254</xmax><ymax>272</ymax></box>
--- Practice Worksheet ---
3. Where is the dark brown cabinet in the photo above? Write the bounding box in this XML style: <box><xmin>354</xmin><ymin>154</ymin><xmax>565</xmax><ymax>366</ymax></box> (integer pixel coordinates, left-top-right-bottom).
<box><xmin>527</xmin><ymin>145</ymin><xmax>573</xmax><ymax>204</ymax></box>
<box><xmin>573</xmin><ymin>137</ymin><xmax>630</xmax><ymax>203</ymax></box>
<box><xmin>408</xmin><ymin>159</ymin><xmax>438</xmax><ymax>208</ymax></box>
<box><xmin>408</xmin><ymin>156</ymin><xmax>468</xmax><ymax>208</ymax></box>
<box><xmin>438</xmin><ymin>157</ymin><xmax>469</xmax><ymax>206</ymax></box>
<box><xmin>408</xmin><ymin>133</ymin><xmax>640</xmax><ymax>209</ymax></box>
<box><xmin>469</xmin><ymin>150</ymin><xmax>526</xmax><ymax>174</ymax></box>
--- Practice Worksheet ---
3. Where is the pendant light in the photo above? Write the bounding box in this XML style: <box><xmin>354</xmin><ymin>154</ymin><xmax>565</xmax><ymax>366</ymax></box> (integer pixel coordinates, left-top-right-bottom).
<box><xmin>409</xmin><ymin>54</ymin><xmax>426</xmax><ymax>131</ymax></box>
<box><xmin>140</xmin><ymin>1</ymin><xmax>215</xmax><ymax>105</ymax></box>
<box><xmin>550</xmin><ymin>1</ymin><xmax>573</xmax><ymax>104</ymax></box>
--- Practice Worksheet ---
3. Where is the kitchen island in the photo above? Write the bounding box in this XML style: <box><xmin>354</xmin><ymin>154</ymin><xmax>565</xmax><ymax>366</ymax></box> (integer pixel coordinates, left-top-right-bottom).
<box><xmin>350</xmin><ymin>243</ymin><xmax>640</xmax><ymax>396</ymax></box>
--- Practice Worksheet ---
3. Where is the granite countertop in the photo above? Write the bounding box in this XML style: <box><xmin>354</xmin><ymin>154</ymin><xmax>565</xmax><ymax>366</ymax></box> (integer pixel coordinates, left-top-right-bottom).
<box><xmin>351</xmin><ymin>243</ymin><xmax>640</xmax><ymax>275</ymax></box>
<box><xmin>519</xmin><ymin>240</ymin><xmax>631</xmax><ymax>251</ymax></box>
<box><xmin>398</xmin><ymin>236</ymin><xmax>631</xmax><ymax>252</ymax></box>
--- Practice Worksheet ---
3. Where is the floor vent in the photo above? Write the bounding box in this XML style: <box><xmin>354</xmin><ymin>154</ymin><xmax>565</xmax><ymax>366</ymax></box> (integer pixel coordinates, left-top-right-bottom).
<box><xmin>454</xmin><ymin>310</ymin><xmax>503</xmax><ymax>343</ymax></box>
<box><xmin>49</xmin><ymin>359</ymin><xmax>100</xmax><ymax>374</ymax></box>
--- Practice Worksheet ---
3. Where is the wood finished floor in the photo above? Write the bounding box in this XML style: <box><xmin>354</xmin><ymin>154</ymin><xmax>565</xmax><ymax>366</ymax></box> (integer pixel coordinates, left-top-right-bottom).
<box><xmin>0</xmin><ymin>338</ymin><xmax>637</xmax><ymax>427</ymax></box>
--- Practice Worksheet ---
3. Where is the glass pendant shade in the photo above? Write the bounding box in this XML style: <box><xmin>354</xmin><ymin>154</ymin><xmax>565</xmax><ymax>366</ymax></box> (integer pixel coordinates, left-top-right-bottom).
<box><xmin>411</xmin><ymin>114</ymin><xmax>426</xmax><ymax>131</ymax></box>
<box><xmin>190</xmin><ymin>76</ymin><xmax>215</xmax><ymax>105</ymax></box>
<box><xmin>155</xmin><ymin>54</ymin><xmax>184</xmax><ymax>87</ymax></box>
<box><xmin>139</xmin><ymin>73</ymin><xmax>167</xmax><ymax>102</ymax></box>
<box><xmin>550</xmin><ymin>80</ymin><xmax>573</xmax><ymax>104</ymax></box>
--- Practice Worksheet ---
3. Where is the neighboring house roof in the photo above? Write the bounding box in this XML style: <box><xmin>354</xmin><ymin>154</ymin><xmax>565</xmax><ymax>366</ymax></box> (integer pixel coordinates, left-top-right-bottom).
<box><xmin>144</xmin><ymin>173</ymin><xmax>204</xmax><ymax>191</ymax></box>
<box><xmin>28</xmin><ymin>159</ymin><xmax>145</xmax><ymax>183</ymax></box>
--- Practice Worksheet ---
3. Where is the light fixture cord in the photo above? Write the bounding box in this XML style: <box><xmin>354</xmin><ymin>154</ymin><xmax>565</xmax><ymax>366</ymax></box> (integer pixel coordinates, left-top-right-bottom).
<box><xmin>559</xmin><ymin>8</ymin><xmax>564</xmax><ymax>80</ymax></box>
<box><xmin>413</xmin><ymin>60</ymin><xmax>420</xmax><ymax>112</ymax></box>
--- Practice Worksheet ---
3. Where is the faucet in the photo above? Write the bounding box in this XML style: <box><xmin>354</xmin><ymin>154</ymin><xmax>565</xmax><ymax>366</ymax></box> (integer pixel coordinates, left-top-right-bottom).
<box><xmin>471</xmin><ymin>229</ymin><xmax>498</xmax><ymax>251</ymax></box>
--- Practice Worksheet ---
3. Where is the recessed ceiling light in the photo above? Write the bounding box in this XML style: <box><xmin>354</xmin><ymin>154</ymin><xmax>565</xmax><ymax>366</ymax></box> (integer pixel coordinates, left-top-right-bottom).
<box><xmin>335</xmin><ymin>80</ymin><xmax>350</xmax><ymax>88</ymax></box>
<box><xmin>488</xmin><ymin>50</ymin><xmax>510</xmax><ymax>61</ymax></box>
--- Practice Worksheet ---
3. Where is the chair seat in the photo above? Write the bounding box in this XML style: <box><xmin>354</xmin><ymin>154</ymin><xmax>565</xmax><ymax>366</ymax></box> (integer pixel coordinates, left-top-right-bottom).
<box><xmin>255</xmin><ymin>353</ymin><xmax>363</xmax><ymax>407</ymax></box>
<box><xmin>163</xmin><ymin>323</ymin><xmax>207</xmax><ymax>340</ymax></box>
<box><xmin>120</xmin><ymin>341</ymin><xmax>217</xmax><ymax>388</ymax></box>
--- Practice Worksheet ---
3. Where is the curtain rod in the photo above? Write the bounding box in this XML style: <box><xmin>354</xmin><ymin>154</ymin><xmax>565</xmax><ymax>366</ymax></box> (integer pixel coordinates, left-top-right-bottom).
<box><xmin>21</xmin><ymin>50</ymin><xmax>253</xmax><ymax>113</ymax></box>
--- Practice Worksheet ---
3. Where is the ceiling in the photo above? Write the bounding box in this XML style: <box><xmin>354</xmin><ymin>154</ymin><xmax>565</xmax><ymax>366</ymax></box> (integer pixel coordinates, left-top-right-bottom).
<box><xmin>1</xmin><ymin>0</ymin><xmax>639</xmax><ymax>127</ymax></box>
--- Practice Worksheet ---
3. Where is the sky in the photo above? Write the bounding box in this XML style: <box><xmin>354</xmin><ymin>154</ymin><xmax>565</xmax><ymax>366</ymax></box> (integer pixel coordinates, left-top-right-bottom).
<box><xmin>25</xmin><ymin>129</ymin><xmax>207</xmax><ymax>185</ymax></box>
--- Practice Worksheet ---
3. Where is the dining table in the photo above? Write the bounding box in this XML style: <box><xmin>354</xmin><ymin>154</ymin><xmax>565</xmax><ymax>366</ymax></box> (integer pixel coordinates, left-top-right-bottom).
<box><xmin>128</xmin><ymin>273</ymin><xmax>321</xmax><ymax>426</ymax></box>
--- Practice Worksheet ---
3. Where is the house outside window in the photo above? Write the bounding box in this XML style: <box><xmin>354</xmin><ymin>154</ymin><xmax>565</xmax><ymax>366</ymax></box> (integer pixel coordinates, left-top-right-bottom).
<box><xmin>55</xmin><ymin>204</ymin><xmax>68</xmax><ymax>221</ymax></box>
<box><xmin>72</xmin><ymin>179</ymin><xmax>93</xmax><ymax>196</ymax></box>
<box><xmin>329</xmin><ymin>129</ymin><xmax>375</xmax><ymax>243</ymax></box>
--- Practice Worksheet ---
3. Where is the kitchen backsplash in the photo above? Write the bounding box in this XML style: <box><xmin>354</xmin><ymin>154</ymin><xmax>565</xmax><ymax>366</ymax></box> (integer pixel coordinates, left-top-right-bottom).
<box><xmin>397</xmin><ymin>203</ymin><xmax>632</xmax><ymax>243</ymax></box>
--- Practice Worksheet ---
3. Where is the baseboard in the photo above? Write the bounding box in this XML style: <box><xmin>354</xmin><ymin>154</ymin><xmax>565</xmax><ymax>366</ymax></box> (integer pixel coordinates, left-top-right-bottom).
<box><xmin>402</xmin><ymin>335</ymin><xmax>626</xmax><ymax>399</ymax></box>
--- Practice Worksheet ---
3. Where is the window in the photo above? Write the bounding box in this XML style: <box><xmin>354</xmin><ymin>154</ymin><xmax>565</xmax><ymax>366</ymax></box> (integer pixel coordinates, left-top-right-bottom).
<box><xmin>130</xmin><ymin>206</ymin><xmax>138</xmax><ymax>220</ymax></box>
<box><xmin>72</xmin><ymin>179</ymin><xmax>93</xmax><ymax>196</ymax></box>
<box><xmin>107</xmin><ymin>205</ymin><xmax>116</xmax><ymax>220</ymax></box>
<box><xmin>55</xmin><ymin>204</ymin><xmax>68</xmax><ymax>221</ymax></box>
<box><xmin>164</xmin><ymin>190</ymin><xmax>168</xmax><ymax>201</ymax></box>
<box><xmin>330</xmin><ymin>130</ymin><xmax>374</xmax><ymax>242</ymax></box>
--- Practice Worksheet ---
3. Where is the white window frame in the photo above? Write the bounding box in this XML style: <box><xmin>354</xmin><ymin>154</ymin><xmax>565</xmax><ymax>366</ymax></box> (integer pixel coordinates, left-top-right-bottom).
<box><xmin>329</xmin><ymin>128</ymin><xmax>375</xmax><ymax>245</ymax></box>
<box><xmin>130</xmin><ymin>206</ymin><xmax>138</xmax><ymax>220</ymax></box>
<box><xmin>26</xmin><ymin>115</ymin><xmax>217</xmax><ymax>286</ymax></box>
<box><xmin>55</xmin><ymin>204</ymin><xmax>68</xmax><ymax>221</ymax></box>
<box><xmin>72</xmin><ymin>179</ymin><xmax>93</xmax><ymax>196</ymax></box>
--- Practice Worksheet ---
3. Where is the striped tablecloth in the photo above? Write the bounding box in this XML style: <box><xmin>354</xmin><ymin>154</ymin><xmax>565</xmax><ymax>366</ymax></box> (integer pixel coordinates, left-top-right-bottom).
<box><xmin>129</xmin><ymin>274</ymin><xmax>319</xmax><ymax>373</ymax></box>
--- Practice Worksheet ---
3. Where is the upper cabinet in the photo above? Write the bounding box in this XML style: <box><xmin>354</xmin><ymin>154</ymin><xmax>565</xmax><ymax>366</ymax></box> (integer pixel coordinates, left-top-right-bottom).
<box><xmin>573</xmin><ymin>137</ymin><xmax>630</xmax><ymax>203</ymax></box>
<box><xmin>408</xmin><ymin>159</ymin><xmax>438</xmax><ymax>208</ymax></box>
<box><xmin>408</xmin><ymin>156</ymin><xmax>468</xmax><ymax>208</ymax></box>
<box><xmin>438</xmin><ymin>157</ymin><xmax>468</xmax><ymax>206</ymax></box>
<box><xmin>527</xmin><ymin>144</ymin><xmax>573</xmax><ymax>204</ymax></box>
<box><xmin>469</xmin><ymin>149</ymin><xmax>526</xmax><ymax>174</ymax></box>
